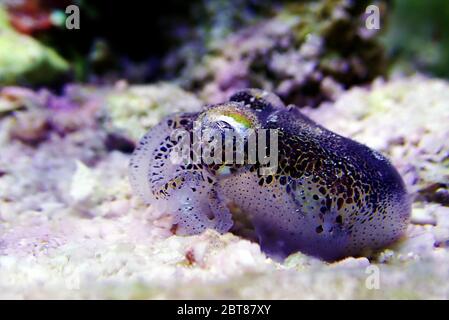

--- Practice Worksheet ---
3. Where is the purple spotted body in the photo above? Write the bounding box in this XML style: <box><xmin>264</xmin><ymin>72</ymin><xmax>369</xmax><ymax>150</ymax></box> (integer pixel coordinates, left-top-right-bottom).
<box><xmin>129</xmin><ymin>89</ymin><xmax>411</xmax><ymax>261</ymax></box>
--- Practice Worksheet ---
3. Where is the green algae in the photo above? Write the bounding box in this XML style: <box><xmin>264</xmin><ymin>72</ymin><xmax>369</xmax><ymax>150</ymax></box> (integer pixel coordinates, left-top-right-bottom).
<box><xmin>0</xmin><ymin>5</ymin><xmax>69</xmax><ymax>86</ymax></box>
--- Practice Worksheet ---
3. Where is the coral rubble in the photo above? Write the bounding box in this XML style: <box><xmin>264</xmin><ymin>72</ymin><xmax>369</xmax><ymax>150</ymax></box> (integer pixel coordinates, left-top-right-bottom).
<box><xmin>1</xmin><ymin>76</ymin><xmax>448</xmax><ymax>298</ymax></box>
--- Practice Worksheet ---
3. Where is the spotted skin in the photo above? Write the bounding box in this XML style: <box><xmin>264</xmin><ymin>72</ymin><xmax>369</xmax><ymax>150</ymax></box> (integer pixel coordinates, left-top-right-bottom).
<box><xmin>129</xmin><ymin>89</ymin><xmax>411</xmax><ymax>261</ymax></box>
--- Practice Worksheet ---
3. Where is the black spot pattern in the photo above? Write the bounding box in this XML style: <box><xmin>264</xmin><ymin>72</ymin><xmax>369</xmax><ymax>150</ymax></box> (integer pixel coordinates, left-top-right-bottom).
<box><xmin>129</xmin><ymin>89</ymin><xmax>411</xmax><ymax>261</ymax></box>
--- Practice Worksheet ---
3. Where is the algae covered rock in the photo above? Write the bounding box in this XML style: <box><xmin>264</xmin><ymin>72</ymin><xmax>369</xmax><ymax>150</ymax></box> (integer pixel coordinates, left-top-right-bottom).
<box><xmin>165</xmin><ymin>0</ymin><xmax>387</xmax><ymax>107</ymax></box>
<box><xmin>0</xmin><ymin>5</ymin><xmax>69</xmax><ymax>86</ymax></box>
<box><xmin>0</xmin><ymin>82</ymin><xmax>202</xmax><ymax>163</ymax></box>
<box><xmin>101</xmin><ymin>82</ymin><xmax>203</xmax><ymax>142</ymax></box>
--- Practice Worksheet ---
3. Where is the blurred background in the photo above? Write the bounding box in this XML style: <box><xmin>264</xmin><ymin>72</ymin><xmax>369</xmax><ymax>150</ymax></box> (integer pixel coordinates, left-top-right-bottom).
<box><xmin>1</xmin><ymin>0</ymin><xmax>448</xmax><ymax>105</ymax></box>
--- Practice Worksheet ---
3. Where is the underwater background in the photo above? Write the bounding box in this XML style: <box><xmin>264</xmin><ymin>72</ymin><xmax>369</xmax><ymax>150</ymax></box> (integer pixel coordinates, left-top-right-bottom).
<box><xmin>0</xmin><ymin>0</ymin><xmax>449</xmax><ymax>299</ymax></box>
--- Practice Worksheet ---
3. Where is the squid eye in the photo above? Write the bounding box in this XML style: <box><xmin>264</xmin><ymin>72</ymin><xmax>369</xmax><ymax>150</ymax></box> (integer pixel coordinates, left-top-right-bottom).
<box><xmin>198</xmin><ymin>101</ymin><xmax>259</xmax><ymax>136</ymax></box>
<box><xmin>200</xmin><ymin>121</ymin><xmax>234</xmax><ymax>138</ymax></box>
<box><xmin>215</xmin><ymin>120</ymin><xmax>234</xmax><ymax>131</ymax></box>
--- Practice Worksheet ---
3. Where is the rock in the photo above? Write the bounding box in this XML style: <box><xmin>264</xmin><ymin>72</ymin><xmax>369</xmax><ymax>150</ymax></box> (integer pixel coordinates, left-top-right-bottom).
<box><xmin>331</xmin><ymin>257</ymin><xmax>370</xmax><ymax>269</ymax></box>
<box><xmin>165</xmin><ymin>0</ymin><xmax>387</xmax><ymax>107</ymax></box>
<box><xmin>432</xmin><ymin>206</ymin><xmax>449</xmax><ymax>246</ymax></box>
<box><xmin>1</xmin><ymin>82</ymin><xmax>202</xmax><ymax>148</ymax></box>
<box><xmin>411</xmin><ymin>205</ymin><xmax>437</xmax><ymax>226</ymax></box>
<box><xmin>8</xmin><ymin>108</ymin><xmax>49</xmax><ymax>145</ymax></box>
<box><xmin>101</xmin><ymin>82</ymin><xmax>203</xmax><ymax>142</ymax></box>
<box><xmin>0</xmin><ymin>5</ymin><xmax>69</xmax><ymax>86</ymax></box>
<box><xmin>69</xmin><ymin>161</ymin><xmax>96</xmax><ymax>203</ymax></box>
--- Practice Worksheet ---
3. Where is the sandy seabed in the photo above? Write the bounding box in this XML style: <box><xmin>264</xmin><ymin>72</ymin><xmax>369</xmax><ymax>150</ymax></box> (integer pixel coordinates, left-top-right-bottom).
<box><xmin>0</xmin><ymin>76</ymin><xmax>448</xmax><ymax>299</ymax></box>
